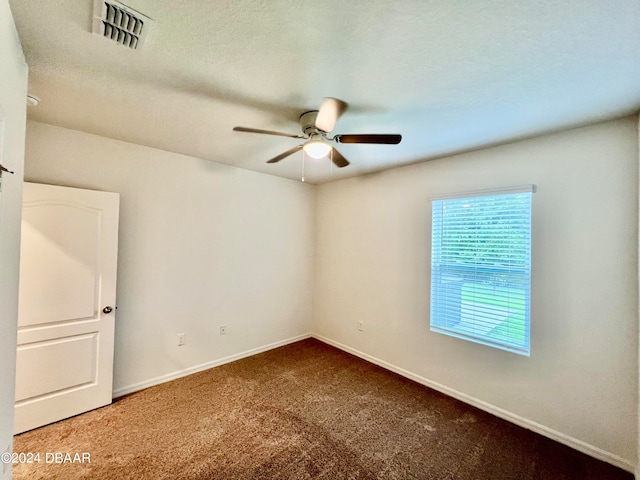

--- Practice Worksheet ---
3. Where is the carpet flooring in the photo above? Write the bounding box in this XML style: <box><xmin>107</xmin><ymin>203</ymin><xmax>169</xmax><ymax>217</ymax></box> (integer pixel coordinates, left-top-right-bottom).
<box><xmin>12</xmin><ymin>338</ymin><xmax>633</xmax><ymax>479</ymax></box>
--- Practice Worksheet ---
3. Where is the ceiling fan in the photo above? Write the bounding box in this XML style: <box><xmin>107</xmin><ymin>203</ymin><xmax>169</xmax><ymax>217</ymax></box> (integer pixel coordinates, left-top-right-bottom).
<box><xmin>232</xmin><ymin>98</ymin><xmax>402</xmax><ymax>168</ymax></box>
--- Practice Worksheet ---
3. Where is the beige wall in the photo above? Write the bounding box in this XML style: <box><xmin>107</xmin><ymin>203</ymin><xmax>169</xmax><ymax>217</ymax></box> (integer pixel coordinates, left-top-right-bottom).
<box><xmin>23</xmin><ymin>121</ymin><xmax>316</xmax><ymax>395</ymax></box>
<box><xmin>314</xmin><ymin>116</ymin><xmax>639</xmax><ymax>470</ymax></box>
<box><xmin>0</xmin><ymin>1</ymin><xmax>27</xmax><ymax>479</ymax></box>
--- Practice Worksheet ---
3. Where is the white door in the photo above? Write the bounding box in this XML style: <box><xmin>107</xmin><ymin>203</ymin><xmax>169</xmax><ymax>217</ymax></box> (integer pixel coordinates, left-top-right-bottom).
<box><xmin>14</xmin><ymin>182</ymin><xmax>119</xmax><ymax>434</ymax></box>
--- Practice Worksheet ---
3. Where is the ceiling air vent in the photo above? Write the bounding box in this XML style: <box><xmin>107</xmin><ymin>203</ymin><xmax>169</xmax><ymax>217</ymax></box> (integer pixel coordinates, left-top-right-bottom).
<box><xmin>92</xmin><ymin>0</ymin><xmax>152</xmax><ymax>49</ymax></box>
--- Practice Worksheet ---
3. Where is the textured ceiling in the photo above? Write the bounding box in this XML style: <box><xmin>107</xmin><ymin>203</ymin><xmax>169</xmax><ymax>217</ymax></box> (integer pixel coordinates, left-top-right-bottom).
<box><xmin>9</xmin><ymin>0</ymin><xmax>640</xmax><ymax>184</ymax></box>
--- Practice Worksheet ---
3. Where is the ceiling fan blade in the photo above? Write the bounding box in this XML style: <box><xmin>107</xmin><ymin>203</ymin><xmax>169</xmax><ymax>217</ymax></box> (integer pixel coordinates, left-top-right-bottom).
<box><xmin>315</xmin><ymin>97</ymin><xmax>348</xmax><ymax>133</ymax></box>
<box><xmin>266</xmin><ymin>145</ymin><xmax>303</xmax><ymax>163</ymax></box>
<box><xmin>334</xmin><ymin>134</ymin><xmax>402</xmax><ymax>144</ymax></box>
<box><xmin>330</xmin><ymin>147</ymin><xmax>350</xmax><ymax>168</ymax></box>
<box><xmin>233</xmin><ymin>126</ymin><xmax>304</xmax><ymax>139</ymax></box>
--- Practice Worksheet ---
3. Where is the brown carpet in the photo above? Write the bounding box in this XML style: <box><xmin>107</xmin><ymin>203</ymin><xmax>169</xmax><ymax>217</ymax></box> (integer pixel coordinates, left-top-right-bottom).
<box><xmin>12</xmin><ymin>339</ymin><xmax>632</xmax><ymax>480</ymax></box>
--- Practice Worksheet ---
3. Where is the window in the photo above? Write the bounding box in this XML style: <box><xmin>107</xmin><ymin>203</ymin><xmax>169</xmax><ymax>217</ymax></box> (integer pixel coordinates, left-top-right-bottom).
<box><xmin>430</xmin><ymin>186</ymin><xmax>533</xmax><ymax>355</ymax></box>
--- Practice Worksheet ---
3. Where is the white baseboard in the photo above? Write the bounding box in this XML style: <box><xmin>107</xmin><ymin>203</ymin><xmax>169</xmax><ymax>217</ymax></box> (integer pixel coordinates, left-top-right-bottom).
<box><xmin>312</xmin><ymin>333</ymin><xmax>635</xmax><ymax>474</ymax></box>
<box><xmin>112</xmin><ymin>333</ymin><xmax>312</xmax><ymax>398</ymax></box>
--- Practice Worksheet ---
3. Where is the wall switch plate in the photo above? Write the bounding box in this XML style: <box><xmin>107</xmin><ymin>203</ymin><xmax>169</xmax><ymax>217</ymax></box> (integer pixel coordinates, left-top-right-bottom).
<box><xmin>177</xmin><ymin>333</ymin><xmax>185</xmax><ymax>346</ymax></box>
<box><xmin>220</xmin><ymin>325</ymin><xmax>227</xmax><ymax>335</ymax></box>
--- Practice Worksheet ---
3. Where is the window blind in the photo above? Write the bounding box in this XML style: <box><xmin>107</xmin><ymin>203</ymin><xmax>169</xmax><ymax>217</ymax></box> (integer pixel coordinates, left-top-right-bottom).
<box><xmin>430</xmin><ymin>187</ymin><xmax>532</xmax><ymax>355</ymax></box>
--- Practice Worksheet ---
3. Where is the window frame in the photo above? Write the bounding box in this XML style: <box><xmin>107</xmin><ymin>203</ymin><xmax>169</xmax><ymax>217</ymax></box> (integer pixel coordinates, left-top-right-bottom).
<box><xmin>429</xmin><ymin>185</ymin><xmax>534</xmax><ymax>356</ymax></box>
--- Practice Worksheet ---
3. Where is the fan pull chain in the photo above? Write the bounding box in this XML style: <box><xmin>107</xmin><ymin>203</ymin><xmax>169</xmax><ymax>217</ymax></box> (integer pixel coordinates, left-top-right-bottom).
<box><xmin>301</xmin><ymin>150</ymin><xmax>305</xmax><ymax>182</ymax></box>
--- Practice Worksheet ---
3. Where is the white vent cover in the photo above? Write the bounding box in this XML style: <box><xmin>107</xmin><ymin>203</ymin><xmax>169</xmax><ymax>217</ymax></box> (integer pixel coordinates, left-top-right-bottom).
<box><xmin>92</xmin><ymin>0</ymin><xmax>152</xmax><ymax>49</ymax></box>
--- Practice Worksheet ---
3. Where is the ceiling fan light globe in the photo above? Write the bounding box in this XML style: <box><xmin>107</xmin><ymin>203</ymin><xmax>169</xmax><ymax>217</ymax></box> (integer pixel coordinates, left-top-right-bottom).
<box><xmin>303</xmin><ymin>140</ymin><xmax>332</xmax><ymax>159</ymax></box>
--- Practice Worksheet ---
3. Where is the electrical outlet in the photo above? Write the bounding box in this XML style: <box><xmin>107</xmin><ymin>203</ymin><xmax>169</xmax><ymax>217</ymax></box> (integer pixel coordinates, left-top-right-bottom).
<box><xmin>220</xmin><ymin>325</ymin><xmax>227</xmax><ymax>335</ymax></box>
<box><xmin>358</xmin><ymin>321</ymin><xmax>364</xmax><ymax>331</ymax></box>
<box><xmin>177</xmin><ymin>333</ymin><xmax>185</xmax><ymax>346</ymax></box>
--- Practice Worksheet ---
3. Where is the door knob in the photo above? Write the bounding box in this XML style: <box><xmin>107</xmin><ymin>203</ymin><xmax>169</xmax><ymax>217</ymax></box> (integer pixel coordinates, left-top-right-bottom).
<box><xmin>103</xmin><ymin>306</ymin><xmax>113</xmax><ymax>314</ymax></box>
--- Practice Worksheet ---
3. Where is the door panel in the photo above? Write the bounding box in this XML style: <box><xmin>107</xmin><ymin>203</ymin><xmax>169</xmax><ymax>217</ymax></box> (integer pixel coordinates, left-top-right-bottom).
<box><xmin>18</xmin><ymin>202</ymin><xmax>100</xmax><ymax>326</ymax></box>
<box><xmin>14</xmin><ymin>182</ymin><xmax>119</xmax><ymax>434</ymax></box>
<box><xmin>15</xmin><ymin>334</ymin><xmax>97</xmax><ymax>401</ymax></box>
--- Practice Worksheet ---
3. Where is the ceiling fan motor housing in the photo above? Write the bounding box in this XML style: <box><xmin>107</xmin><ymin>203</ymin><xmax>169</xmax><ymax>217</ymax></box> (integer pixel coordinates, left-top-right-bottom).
<box><xmin>299</xmin><ymin>110</ymin><xmax>321</xmax><ymax>136</ymax></box>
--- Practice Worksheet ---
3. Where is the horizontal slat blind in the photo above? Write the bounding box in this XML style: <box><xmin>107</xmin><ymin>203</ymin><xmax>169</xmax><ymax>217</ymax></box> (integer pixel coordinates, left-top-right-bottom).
<box><xmin>430</xmin><ymin>189</ymin><xmax>532</xmax><ymax>355</ymax></box>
